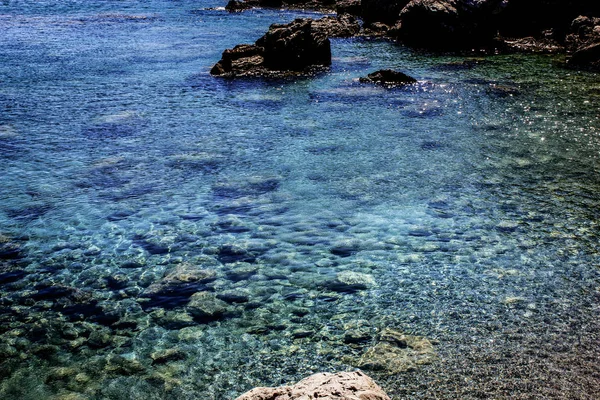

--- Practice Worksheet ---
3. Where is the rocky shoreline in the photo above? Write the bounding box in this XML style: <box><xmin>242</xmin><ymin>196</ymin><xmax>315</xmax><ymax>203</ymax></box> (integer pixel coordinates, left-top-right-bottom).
<box><xmin>212</xmin><ymin>0</ymin><xmax>600</xmax><ymax>77</ymax></box>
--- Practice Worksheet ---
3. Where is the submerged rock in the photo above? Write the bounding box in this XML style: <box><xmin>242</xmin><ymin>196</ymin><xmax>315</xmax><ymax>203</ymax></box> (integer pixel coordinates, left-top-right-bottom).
<box><xmin>211</xmin><ymin>18</ymin><xmax>331</xmax><ymax>78</ymax></box>
<box><xmin>323</xmin><ymin>271</ymin><xmax>376</xmax><ymax>293</ymax></box>
<box><xmin>359</xmin><ymin>69</ymin><xmax>417</xmax><ymax>87</ymax></box>
<box><xmin>186</xmin><ymin>291</ymin><xmax>230</xmax><ymax>323</ymax></box>
<box><xmin>356</xmin><ymin>328</ymin><xmax>437</xmax><ymax>374</ymax></box>
<box><xmin>235</xmin><ymin>371</ymin><xmax>390</xmax><ymax>400</ymax></box>
<box><xmin>0</xmin><ymin>234</ymin><xmax>24</xmax><ymax>260</ymax></box>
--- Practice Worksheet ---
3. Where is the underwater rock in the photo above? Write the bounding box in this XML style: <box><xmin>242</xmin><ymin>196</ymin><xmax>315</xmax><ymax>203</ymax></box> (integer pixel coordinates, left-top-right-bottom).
<box><xmin>211</xmin><ymin>18</ymin><xmax>331</xmax><ymax>78</ymax></box>
<box><xmin>225</xmin><ymin>262</ymin><xmax>259</xmax><ymax>282</ymax></box>
<box><xmin>359</xmin><ymin>69</ymin><xmax>417</xmax><ymax>87</ymax></box>
<box><xmin>151</xmin><ymin>348</ymin><xmax>187</xmax><ymax>365</ymax></box>
<box><xmin>143</xmin><ymin>264</ymin><xmax>217</xmax><ymax>297</ymax></box>
<box><xmin>186</xmin><ymin>291</ymin><xmax>230</xmax><ymax>323</ymax></box>
<box><xmin>0</xmin><ymin>234</ymin><xmax>24</xmax><ymax>260</ymax></box>
<box><xmin>343</xmin><ymin>319</ymin><xmax>375</xmax><ymax>344</ymax></box>
<box><xmin>356</xmin><ymin>328</ymin><xmax>437</xmax><ymax>374</ymax></box>
<box><xmin>323</xmin><ymin>271</ymin><xmax>376</xmax><ymax>293</ymax></box>
<box><xmin>235</xmin><ymin>370</ymin><xmax>391</xmax><ymax>400</ymax></box>
<box><xmin>150</xmin><ymin>309</ymin><xmax>196</xmax><ymax>330</ymax></box>
<box><xmin>217</xmin><ymin>289</ymin><xmax>251</xmax><ymax>304</ymax></box>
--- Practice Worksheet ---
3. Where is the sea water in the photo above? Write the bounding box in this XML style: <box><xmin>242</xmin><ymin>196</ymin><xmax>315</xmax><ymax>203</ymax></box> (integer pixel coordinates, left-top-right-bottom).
<box><xmin>1</xmin><ymin>1</ymin><xmax>599</xmax><ymax>399</ymax></box>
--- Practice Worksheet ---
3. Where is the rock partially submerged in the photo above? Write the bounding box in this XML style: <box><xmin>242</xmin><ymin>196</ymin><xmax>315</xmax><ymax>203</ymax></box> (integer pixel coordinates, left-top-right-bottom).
<box><xmin>566</xmin><ymin>15</ymin><xmax>600</xmax><ymax>70</ymax></box>
<box><xmin>359</xmin><ymin>69</ymin><xmax>417</xmax><ymax>87</ymax></box>
<box><xmin>393</xmin><ymin>0</ymin><xmax>507</xmax><ymax>50</ymax></box>
<box><xmin>211</xmin><ymin>18</ymin><xmax>331</xmax><ymax>78</ymax></box>
<box><xmin>235</xmin><ymin>371</ymin><xmax>391</xmax><ymax>400</ymax></box>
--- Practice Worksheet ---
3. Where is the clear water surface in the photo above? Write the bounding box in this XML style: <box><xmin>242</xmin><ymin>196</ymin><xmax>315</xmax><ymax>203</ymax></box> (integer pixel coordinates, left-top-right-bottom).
<box><xmin>1</xmin><ymin>1</ymin><xmax>599</xmax><ymax>399</ymax></box>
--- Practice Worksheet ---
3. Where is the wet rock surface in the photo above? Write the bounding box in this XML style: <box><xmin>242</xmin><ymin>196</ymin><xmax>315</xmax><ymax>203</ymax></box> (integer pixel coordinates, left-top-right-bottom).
<box><xmin>211</xmin><ymin>18</ymin><xmax>331</xmax><ymax>78</ymax></box>
<box><xmin>235</xmin><ymin>371</ymin><xmax>391</xmax><ymax>400</ymax></box>
<box><xmin>359</xmin><ymin>69</ymin><xmax>417</xmax><ymax>87</ymax></box>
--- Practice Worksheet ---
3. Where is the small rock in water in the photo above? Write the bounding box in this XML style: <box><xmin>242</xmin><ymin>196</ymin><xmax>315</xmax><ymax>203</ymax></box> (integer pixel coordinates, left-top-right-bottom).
<box><xmin>324</xmin><ymin>271</ymin><xmax>376</xmax><ymax>293</ymax></box>
<box><xmin>186</xmin><ymin>291</ymin><xmax>229</xmax><ymax>323</ymax></box>
<box><xmin>217</xmin><ymin>289</ymin><xmax>251</xmax><ymax>304</ymax></box>
<box><xmin>151</xmin><ymin>348</ymin><xmax>186</xmax><ymax>365</ymax></box>
<box><xmin>359</xmin><ymin>69</ymin><xmax>417</xmax><ymax>87</ymax></box>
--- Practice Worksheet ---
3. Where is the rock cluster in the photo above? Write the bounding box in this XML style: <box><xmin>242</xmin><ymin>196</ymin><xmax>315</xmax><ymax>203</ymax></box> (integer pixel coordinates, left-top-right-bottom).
<box><xmin>211</xmin><ymin>18</ymin><xmax>331</xmax><ymax>78</ymax></box>
<box><xmin>211</xmin><ymin>15</ymin><xmax>360</xmax><ymax>78</ymax></box>
<box><xmin>214</xmin><ymin>0</ymin><xmax>600</xmax><ymax>72</ymax></box>
<box><xmin>235</xmin><ymin>371</ymin><xmax>391</xmax><ymax>400</ymax></box>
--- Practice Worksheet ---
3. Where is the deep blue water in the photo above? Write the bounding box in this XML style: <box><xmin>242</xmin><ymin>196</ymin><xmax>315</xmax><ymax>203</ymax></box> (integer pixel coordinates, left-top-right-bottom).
<box><xmin>1</xmin><ymin>1</ymin><xmax>600</xmax><ymax>399</ymax></box>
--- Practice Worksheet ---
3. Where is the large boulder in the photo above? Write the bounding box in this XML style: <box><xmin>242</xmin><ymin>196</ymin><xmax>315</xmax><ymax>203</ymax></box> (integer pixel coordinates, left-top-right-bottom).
<box><xmin>496</xmin><ymin>1</ymin><xmax>600</xmax><ymax>39</ymax></box>
<box><xmin>235</xmin><ymin>371</ymin><xmax>391</xmax><ymax>400</ymax></box>
<box><xmin>565</xmin><ymin>16</ymin><xmax>600</xmax><ymax>69</ymax></box>
<box><xmin>362</xmin><ymin>0</ymin><xmax>411</xmax><ymax>25</ymax></box>
<box><xmin>568</xmin><ymin>42</ymin><xmax>600</xmax><ymax>69</ymax></box>
<box><xmin>393</xmin><ymin>0</ymin><xmax>507</xmax><ymax>50</ymax></box>
<box><xmin>211</xmin><ymin>18</ymin><xmax>331</xmax><ymax>78</ymax></box>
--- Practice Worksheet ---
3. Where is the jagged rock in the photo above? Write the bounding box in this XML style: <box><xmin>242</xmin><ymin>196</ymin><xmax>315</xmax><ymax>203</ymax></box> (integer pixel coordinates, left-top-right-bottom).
<box><xmin>497</xmin><ymin>1</ymin><xmax>600</xmax><ymax>39</ymax></box>
<box><xmin>235</xmin><ymin>371</ymin><xmax>391</xmax><ymax>400</ymax></box>
<box><xmin>336</xmin><ymin>0</ymin><xmax>362</xmax><ymax>16</ymax></box>
<box><xmin>359</xmin><ymin>69</ymin><xmax>417</xmax><ymax>87</ymax></box>
<box><xmin>362</xmin><ymin>0</ymin><xmax>410</xmax><ymax>25</ymax></box>
<box><xmin>226</xmin><ymin>0</ymin><xmax>253</xmax><ymax>12</ymax></box>
<box><xmin>565</xmin><ymin>15</ymin><xmax>600</xmax><ymax>69</ymax></box>
<box><xmin>568</xmin><ymin>42</ymin><xmax>600</xmax><ymax>69</ymax></box>
<box><xmin>356</xmin><ymin>328</ymin><xmax>437</xmax><ymax>374</ymax></box>
<box><xmin>503</xmin><ymin>35</ymin><xmax>564</xmax><ymax>53</ymax></box>
<box><xmin>211</xmin><ymin>18</ymin><xmax>331</xmax><ymax>78</ymax></box>
<box><xmin>394</xmin><ymin>0</ymin><xmax>507</xmax><ymax>49</ymax></box>
<box><xmin>312</xmin><ymin>14</ymin><xmax>361</xmax><ymax>38</ymax></box>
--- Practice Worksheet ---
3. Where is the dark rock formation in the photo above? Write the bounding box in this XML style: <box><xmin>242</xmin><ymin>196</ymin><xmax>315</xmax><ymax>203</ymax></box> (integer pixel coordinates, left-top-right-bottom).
<box><xmin>497</xmin><ymin>1</ymin><xmax>600</xmax><ymax>40</ymax></box>
<box><xmin>336</xmin><ymin>0</ymin><xmax>362</xmax><ymax>16</ymax></box>
<box><xmin>212</xmin><ymin>16</ymin><xmax>361</xmax><ymax>78</ymax></box>
<box><xmin>225</xmin><ymin>0</ymin><xmax>253</xmax><ymax>12</ymax></box>
<box><xmin>312</xmin><ymin>14</ymin><xmax>361</xmax><ymax>38</ymax></box>
<box><xmin>563</xmin><ymin>15</ymin><xmax>600</xmax><ymax>69</ymax></box>
<box><xmin>362</xmin><ymin>0</ymin><xmax>410</xmax><ymax>25</ymax></box>
<box><xmin>393</xmin><ymin>0</ymin><xmax>507</xmax><ymax>50</ymax></box>
<box><xmin>235</xmin><ymin>371</ymin><xmax>391</xmax><ymax>400</ymax></box>
<box><xmin>569</xmin><ymin>42</ymin><xmax>600</xmax><ymax>69</ymax></box>
<box><xmin>359</xmin><ymin>69</ymin><xmax>417</xmax><ymax>86</ymax></box>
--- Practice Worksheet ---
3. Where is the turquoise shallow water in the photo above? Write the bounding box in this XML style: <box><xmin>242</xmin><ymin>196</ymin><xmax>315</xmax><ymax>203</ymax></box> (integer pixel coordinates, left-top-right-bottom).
<box><xmin>1</xmin><ymin>1</ymin><xmax>600</xmax><ymax>399</ymax></box>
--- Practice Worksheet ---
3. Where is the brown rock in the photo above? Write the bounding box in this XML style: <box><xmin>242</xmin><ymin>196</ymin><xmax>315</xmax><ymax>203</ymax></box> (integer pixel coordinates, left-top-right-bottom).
<box><xmin>235</xmin><ymin>371</ymin><xmax>390</xmax><ymax>400</ymax></box>
<box><xmin>356</xmin><ymin>328</ymin><xmax>437</xmax><ymax>374</ymax></box>
<box><xmin>211</xmin><ymin>18</ymin><xmax>331</xmax><ymax>79</ymax></box>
